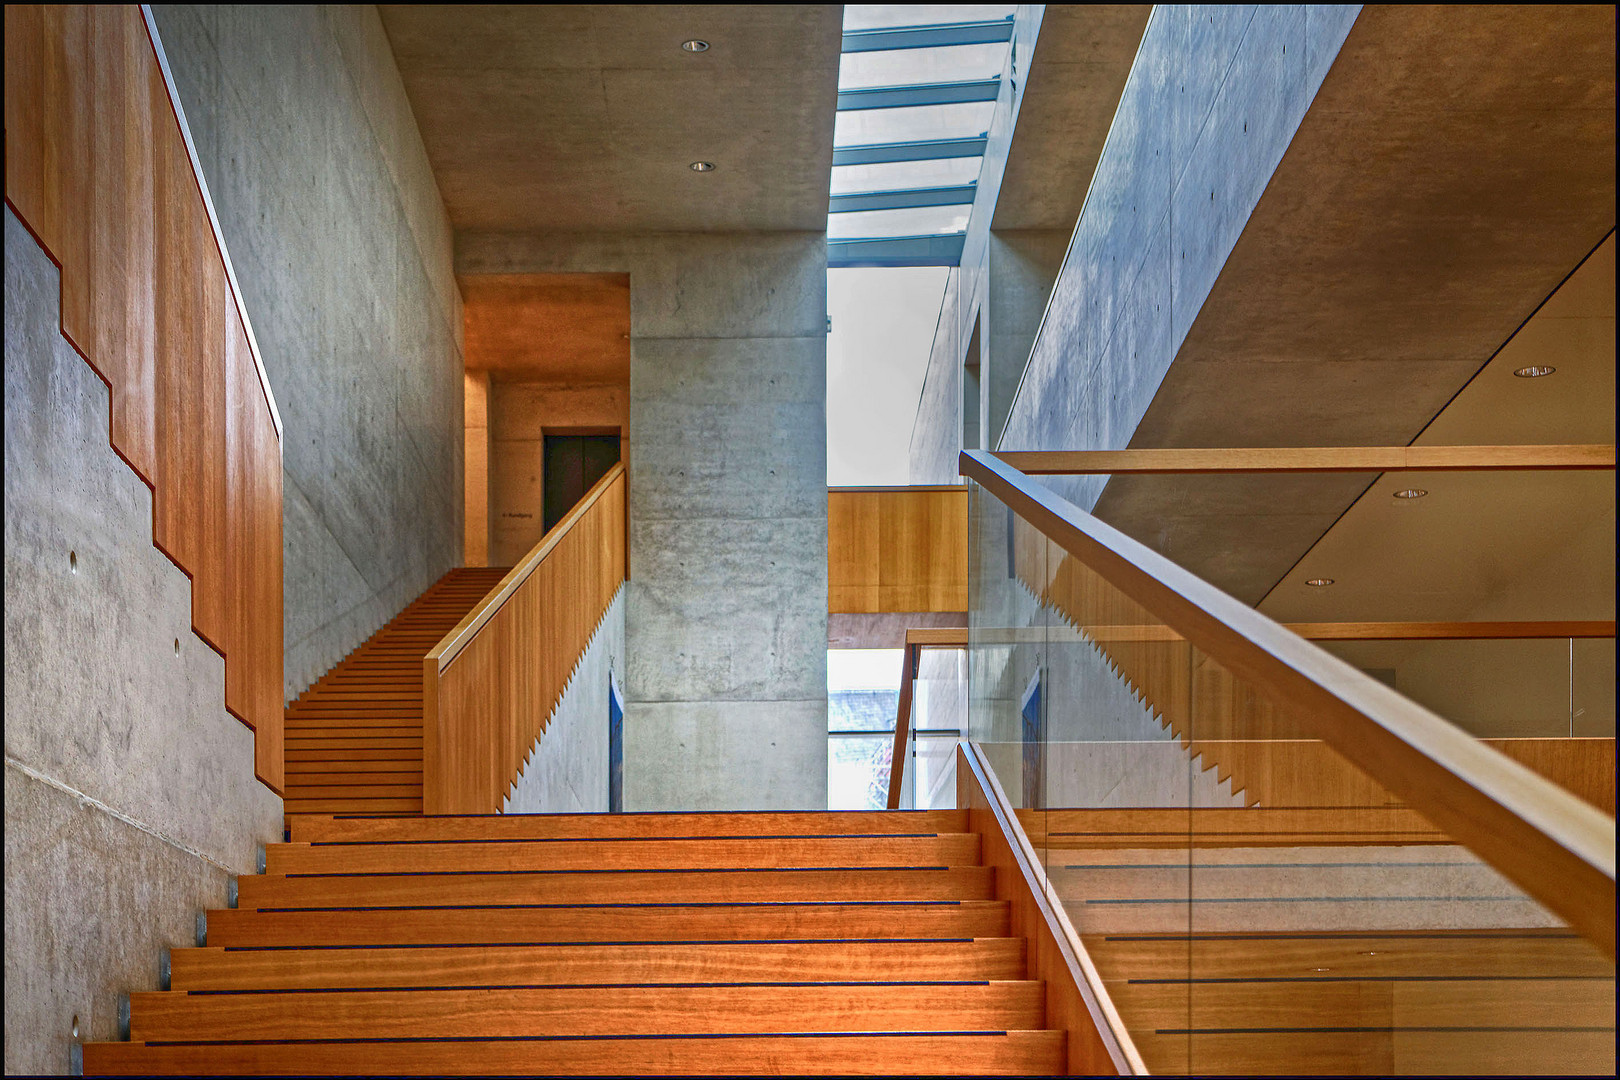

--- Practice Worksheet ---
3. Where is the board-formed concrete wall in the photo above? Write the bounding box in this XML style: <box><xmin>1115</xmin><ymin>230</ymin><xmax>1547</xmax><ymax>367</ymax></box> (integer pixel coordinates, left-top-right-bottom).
<box><xmin>504</xmin><ymin>588</ymin><xmax>626</xmax><ymax>813</ymax></box>
<box><xmin>999</xmin><ymin>5</ymin><xmax>1360</xmax><ymax>506</ymax></box>
<box><xmin>4</xmin><ymin>209</ymin><xmax>284</xmax><ymax>1075</ymax></box>
<box><xmin>459</xmin><ymin>232</ymin><xmax>829</xmax><ymax>810</ymax></box>
<box><xmin>150</xmin><ymin>6</ymin><xmax>466</xmax><ymax>699</ymax></box>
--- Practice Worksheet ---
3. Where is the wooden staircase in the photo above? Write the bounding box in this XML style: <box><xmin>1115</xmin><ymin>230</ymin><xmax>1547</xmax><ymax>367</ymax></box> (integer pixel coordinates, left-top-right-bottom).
<box><xmin>1024</xmin><ymin>807</ymin><xmax>1618</xmax><ymax>1075</ymax></box>
<box><xmin>82</xmin><ymin>810</ymin><xmax>1068</xmax><ymax>1075</ymax></box>
<box><xmin>283</xmin><ymin>568</ymin><xmax>510</xmax><ymax>817</ymax></box>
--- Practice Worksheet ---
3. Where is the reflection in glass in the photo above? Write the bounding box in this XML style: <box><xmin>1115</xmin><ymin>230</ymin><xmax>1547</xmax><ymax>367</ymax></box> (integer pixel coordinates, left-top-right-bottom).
<box><xmin>967</xmin><ymin>478</ymin><xmax>1616</xmax><ymax>1075</ymax></box>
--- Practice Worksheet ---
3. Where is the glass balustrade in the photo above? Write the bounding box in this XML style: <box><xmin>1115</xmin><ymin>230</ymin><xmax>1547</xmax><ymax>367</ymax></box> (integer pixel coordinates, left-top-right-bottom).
<box><xmin>967</xmin><ymin>476</ymin><xmax>1616</xmax><ymax>1075</ymax></box>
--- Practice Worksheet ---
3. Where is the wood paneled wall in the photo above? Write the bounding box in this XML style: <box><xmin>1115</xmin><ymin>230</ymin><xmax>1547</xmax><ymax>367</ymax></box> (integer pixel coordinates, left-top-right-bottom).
<box><xmin>5</xmin><ymin>6</ymin><xmax>285</xmax><ymax>791</ymax></box>
<box><xmin>424</xmin><ymin>465</ymin><xmax>626</xmax><ymax>814</ymax></box>
<box><xmin>829</xmin><ymin>486</ymin><xmax>968</xmax><ymax>613</ymax></box>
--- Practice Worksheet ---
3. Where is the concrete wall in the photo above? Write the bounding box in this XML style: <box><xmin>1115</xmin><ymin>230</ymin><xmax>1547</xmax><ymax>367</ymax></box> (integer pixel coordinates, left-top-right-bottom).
<box><xmin>909</xmin><ymin>6</ymin><xmax>1048</xmax><ymax>484</ymax></box>
<box><xmin>488</xmin><ymin>379</ymin><xmax>631</xmax><ymax>567</ymax></box>
<box><xmin>504</xmin><ymin>588</ymin><xmax>625</xmax><ymax>813</ymax></box>
<box><xmin>4</xmin><ymin>209</ymin><xmax>283</xmax><ymax>1074</ymax></box>
<box><xmin>459</xmin><ymin>232</ymin><xmax>828</xmax><ymax>810</ymax></box>
<box><xmin>986</xmin><ymin>230</ymin><xmax>1069</xmax><ymax>448</ymax></box>
<box><xmin>150</xmin><ymin>6</ymin><xmax>465</xmax><ymax>698</ymax></box>
<box><xmin>999</xmin><ymin>5</ymin><xmax>1361</xmax><ymax>509</ymax></box>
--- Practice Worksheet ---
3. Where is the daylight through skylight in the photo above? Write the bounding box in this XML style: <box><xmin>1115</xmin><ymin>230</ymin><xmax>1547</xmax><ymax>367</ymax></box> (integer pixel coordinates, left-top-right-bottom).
<box><xmin>827</xmin><ymin>5</ymin><xmax>1016</xmax><ymax>267</ymax></box>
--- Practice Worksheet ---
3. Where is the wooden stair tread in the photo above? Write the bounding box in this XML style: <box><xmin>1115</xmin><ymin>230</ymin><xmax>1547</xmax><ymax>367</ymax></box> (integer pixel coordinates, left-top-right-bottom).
<box><xmin>203</xmin><ymin>900</ymin><xmax>1016</xmax><ymax>946</ymax></box>
<box><xmin>262</xmin><ymin>834</ymin><xmax>982</xmax><ymax>873</ymax></box>
<box><xmin>281</xmin><ymin>568</ymin><xmax>504</xmax><ymax>818</ymax></box>
<box><xmin>169</xmin><ymin>939</ymin><xmax>1029</xmax><ymax>989</ymax></box>
<box><xmin>127</xmin><ymin>983</ymin><xmax>1048</xmax><ymax>1040</ymax></box>
<box><xmin>235</xmin><ymin>866</ymin><xmax>997</xmax><ymax>908</ymax></box>
<box><xmin>288</xmin><ymin>809</ymin><xmax>970</xmax><ymax>842</ymax></box>
<box><xmin>84</xmin><ymin>1030</ymin><xmax>1068</xmax><ymax>1076</ymax></box>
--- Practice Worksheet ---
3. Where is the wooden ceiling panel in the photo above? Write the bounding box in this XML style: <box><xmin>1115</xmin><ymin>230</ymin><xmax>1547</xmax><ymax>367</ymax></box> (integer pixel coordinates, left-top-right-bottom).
<box><xmin>461</xmin><ymin>273</ymin><xmax>629</xmax><ymax>383</ymax></box>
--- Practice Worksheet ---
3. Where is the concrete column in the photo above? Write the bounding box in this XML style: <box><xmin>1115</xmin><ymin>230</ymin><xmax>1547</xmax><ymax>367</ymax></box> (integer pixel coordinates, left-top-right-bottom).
<box><xmin>457</xmin><ymin>232</ymin><xmax>830</xmax><ymax>810</ymax></box>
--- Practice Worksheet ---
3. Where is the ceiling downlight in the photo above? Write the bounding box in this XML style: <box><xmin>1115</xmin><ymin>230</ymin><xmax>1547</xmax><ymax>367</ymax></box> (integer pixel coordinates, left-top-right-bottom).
<box><xmin>681</xmin><ymin>39</ymin><xmax>710</xmax><ymax>53</ymax></box>
<box><xmin>1392</xmin><ymin>488</ymin><xmax>1428</xmax><ymax>499</ymax></box>
<box><xmin>689</xmin><ymin>161</ymin><xmax>716</xmax><ymax>172</ymax></box>
<box><xmin>1513</xmin><ymin>365</ymin><xmax>1556</xmax><ymax>378</ymax></box>
<box><xmin>1305</xmin><ymin>578</ymin><xmax>1335</xmax><ymax>587</ymax></box>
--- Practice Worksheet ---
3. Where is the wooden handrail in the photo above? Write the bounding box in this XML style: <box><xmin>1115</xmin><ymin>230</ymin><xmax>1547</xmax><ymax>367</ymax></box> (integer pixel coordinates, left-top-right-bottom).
<box><xmin>995</xmin><ymin>444</ymin><xmax>1616</xmax><ymax>474</ymax></box>
<box><xmin>1075</xmin><ymin>620</ymin><xmax>1614</xmax><ymax>642</ymax></box>
<box><xmin>960</xmin><ymin>448</ymin><xmax>1617</xmax><ymax>958</ymax></box>
<box><xmin>957</xmin><ymin>741</ymin><xmax>1145</xmax><ymax>1075</ymax></box>
<box><xmin>427</xmin><ymin>462</ymin><xmax>626</xmax><ymax>673</ymax></box>
<box><xmin>423</xmin><ymin>463</ymin><xmax>627</xmax><ymax>813</ymax></box>
<box><xmin>142</xmin><ymin>5</ymin><xmax>282</xmax><ymax>444</ymax></box>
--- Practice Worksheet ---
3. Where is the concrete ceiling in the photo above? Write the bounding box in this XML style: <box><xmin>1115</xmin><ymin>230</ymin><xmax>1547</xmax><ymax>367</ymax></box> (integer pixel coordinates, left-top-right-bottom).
<box><xmin>461</xmin><ymin>274</ymin><xmax>630</xmax><ymax>383</ymax></box>
<box><xmin>377</xmin><ymin>5</ymin><xmax>842</xmax><ymax>233</ymax></box>
<box><xmin>992</xmin><ymin>5</ymin><xmax>1150</xmax><ymax>231</ymax></box>
<box><xmin>1094</xmin><ymin>5</ymin><xmax>1616</xmax><ymax>605</ymax></box>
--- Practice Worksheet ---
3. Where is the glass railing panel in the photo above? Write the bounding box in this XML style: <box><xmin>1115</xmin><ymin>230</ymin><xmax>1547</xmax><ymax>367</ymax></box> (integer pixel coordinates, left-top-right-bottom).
<box><xmin>972</xmin><ymin>479</ymin><xmax>1196</xmax><ymax>1072</ymax></box>
<box><xmin>1317</xmin><ymin>637</ymin><xmax>1576</xmax><ymax>737</ymax></box>
<box><xmin>1177</xmin><ymin>637</ymin><xmax>1616</xmax><ymax>1075</ymax></box>
<box><xmin>1573</xmin><ymin>636</ymin><xmax>1617</xmax><ymax>738</ymax></box>
<box><xmin>909</xmin><ymin>646</ymin><xmax>964</xmax><ymax>810</ymax></box>
<box><xmin>967</xmin><ymin>475</ymin><xmax>1617</xmax><ymax>1076</ymax></box>
<box><xmin>967</xmin><ymin>478</ymin><xmax>1046</xmax><ymax>795</ymax></box>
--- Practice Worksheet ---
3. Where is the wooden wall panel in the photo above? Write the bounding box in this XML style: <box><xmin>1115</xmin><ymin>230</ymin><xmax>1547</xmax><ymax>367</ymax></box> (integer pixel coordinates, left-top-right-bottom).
<box><xmin>828</xmin><ymin>487</ymin><xmax>968</xmax><ymax>614</ymax></box>
<box><xmin>5</xmin><ymin>5</ymin><xmax>284</xmax><ymax>793</ymax></box>
<box><xmin>425</xmin><ymin>467</ymin><xmax>626</xmax><ymax>813</ymax></box>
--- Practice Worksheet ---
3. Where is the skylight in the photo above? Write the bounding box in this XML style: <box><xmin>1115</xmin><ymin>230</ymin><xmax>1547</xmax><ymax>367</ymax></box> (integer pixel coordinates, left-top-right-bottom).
<box><xmin>828</xmin><ymin>5</ymin><xmax>1016</xmax><ymax>268</ymax></box>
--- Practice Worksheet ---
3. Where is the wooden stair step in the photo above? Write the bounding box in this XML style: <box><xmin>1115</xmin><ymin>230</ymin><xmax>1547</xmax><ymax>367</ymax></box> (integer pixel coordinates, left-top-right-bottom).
<box><xmin>169</xmin><ymin>939</ymin><xmax>1029</xmax><ymax>990</ymax></box>
<box><xmin>1083</xmin><ymin>929</ymin><xmax>1613</xmax><ymax>980</ymax></box>
<box><xmin>1132</xmin><ymin>1028</ymin><xmax>1613</xmax><ymax>1077</ymax></box>
<box><xmin>83</xmin><ymin>1030</ymin><xmax>1067</xmax><ymax>1076</ymax></box>
<box><xmin>203</xmin><ymin>900</ymin><xmax>1015</xmax><ymax>946</ymax></box>
<box><xmin>236</xmin><ymin>866</ymin><xmax>997</xmax><ymax>908</ymax></box>
<box><xmin>127</xmin><ymin>982</ymin><xmax>1047</xmax><ymax>1041</ymax></box>
<box><xmin>277</xmin><ymin>785</ymin><xmax>422</xmax><ymax>799</ymax></box>
<box><xmin>1113</xmin><ymin>974</ymin><xmax>1612</xmax><ymax>1027</ymax></box>
<box><xmin>263</xmin><ymin>834</ymin><xmax>982</xmax><ymax>874</ymax></box>
<box><xmin>284</xmin><ymin>749</ymin><xmax>422</xmax><ymax>762</ymax></box>
<box><xmin>288</xmin><ymin>809</ymin><xmax>971</xmax><ymax>842</ymax></box>
<box><xmin>281</xmin><ymin>798</ymin><xmax>423</xmax><ymax>814</ymax></box>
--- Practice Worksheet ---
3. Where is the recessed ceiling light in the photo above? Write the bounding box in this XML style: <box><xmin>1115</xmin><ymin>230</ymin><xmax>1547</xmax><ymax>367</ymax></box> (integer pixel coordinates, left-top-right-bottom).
<box><xmin>1305</xmin><ymin>578</ymin><xmax>1335</xmax><ymax>587</ymax></box>
<box><xmin>681</xmin><ymin>39</ymin><xmax>710</xmax><ymax>52</ymax></box>
<box><xmin>1513</xmin><ymin>365</ymin><xmax>1556</xmax><ymax>378</ymax></box>
<box><xmin>1392</xmin><ymin>488</ymin><xmax>1428</xmax><ymax>499</ymax></box>
<box><xmin>689</xmin><ymin>161</ymin><xmax>716</xmax><ymax>172</ymax></box>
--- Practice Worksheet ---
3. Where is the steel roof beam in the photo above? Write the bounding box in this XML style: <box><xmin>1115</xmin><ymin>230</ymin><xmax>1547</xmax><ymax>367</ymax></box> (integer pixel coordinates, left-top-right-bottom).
<box><xmin>841</xmin><ymin>19</ymin><xmax>1015</xmax><ymax>53</ymax></box>
<box><xmin>829</xmin><ymin>184</ymin><xmax>977</xmax><ymax>214</ymax></box>
<box><xmin>827</xmin><ymin>233</ymin><xmax>966</xmax><ymax>268</ymax></box>
<box><xmin>832</xmin><ymin>137</ymin><xmax>988</xmax><ymax>166</ymax></box>
<box><xmin>837</xmin><ymin>78</ymin><xmax>1000</xmax><ymax>111</ymax></box>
